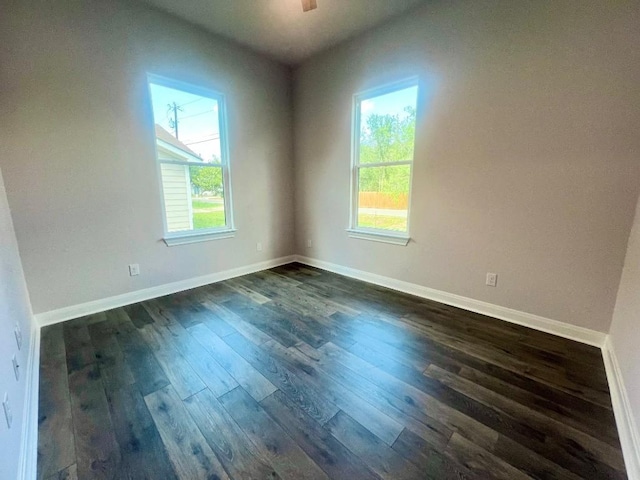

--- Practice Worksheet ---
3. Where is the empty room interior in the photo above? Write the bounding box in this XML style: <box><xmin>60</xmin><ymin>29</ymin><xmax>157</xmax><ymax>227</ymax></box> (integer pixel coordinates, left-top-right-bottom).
<box><xmin>1</xmin><ymin>0</ymin><xmax>640</xmax><ymax>478</ymax></box>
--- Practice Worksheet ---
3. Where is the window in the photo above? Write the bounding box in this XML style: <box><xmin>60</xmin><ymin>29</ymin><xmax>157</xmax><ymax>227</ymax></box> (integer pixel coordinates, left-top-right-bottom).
<box><xmin>348</xmin><ymin>79</ymin><xmax>418</xmax><ymax>245</ymax></box>
<box><xmin>147</xmin><ymin>75</ymin><xmax>234</xmax><ymax>246</ymax></box>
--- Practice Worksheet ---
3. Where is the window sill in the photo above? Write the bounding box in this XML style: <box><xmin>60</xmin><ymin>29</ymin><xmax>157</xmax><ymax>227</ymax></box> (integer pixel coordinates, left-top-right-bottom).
<box><xmin>346</xmin><ymin>229</ymin><xmax>410</xmax><ymax>246</ymax></box>
<box><xmin>163</xmin><ymin>229</ymin><xmax>236</xmax><ymax>246</ymax></box>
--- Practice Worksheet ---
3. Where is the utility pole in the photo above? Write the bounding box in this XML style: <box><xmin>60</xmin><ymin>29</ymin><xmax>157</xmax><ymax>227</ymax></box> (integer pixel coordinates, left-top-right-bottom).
<box><xmin>168</xmin><ymin>102</ymin><xmax>183</xmax><ymax>139</ymax></box>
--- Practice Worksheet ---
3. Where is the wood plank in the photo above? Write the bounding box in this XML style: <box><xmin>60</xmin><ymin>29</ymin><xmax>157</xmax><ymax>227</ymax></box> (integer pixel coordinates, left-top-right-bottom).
<box><xmin>144</xmin><ymin>385</ymin><xmax>230</xmax><ymax>480</ymax></box>
<box><xmin>425</xmin><ymin>365</ymin><xmax>626</xmax><ymax>478</ymax></box>
<box><xmin>260</xmin><ymin>390</ymin><xmax>380</xmax><ymax>480</ymax></box>
<box><xmin>200</xmin><ymin>282</ymin><xmax>238</xmax><ymax>303</ymax></box>
<box><xmin>139</xmin><ymin>299</ymin><xmax>173</xmax><ymax>327</ymax></box>
<box><xmin>262</xmin><ymin>339</ymin><xmax>405</xmax><ymax>446</ymax></box>
<box><xmin>255</xmin><ymin>269</ymin><xmax>303</xmax><ymax>287</ymax></box>
<box><xmin>403</xmin><ymin>309</ymin><xmax>612</xmax><ymax>396</ymax></box>
<box><xmin>374</xmin><ymin>320</ymin><xmax>610</xmax><ymax>417</ymax></box>
<box><xmin>399</xmin><ymin>314</ymin><xmax>611</xmax><ymax>408</ymax></box>
<box><xmin>187</xmin><ymin>323</ymin><xmax>276</xmax><ymax>401</ymax></box>
<box><xmin>261</xmin><ymin>302</ymin><xmax>329</xmax><ymax>348</ymax></box>
<box><xmin>318</xmin><ymin>342</ymin><xmax>501</xmax><ymax>448</ymax></box>
<box><xmin>88</xmin><ymin>320</ymin><xmax>135</xmax><ymax>392</ymax></box>
<box><xmin>201</xmin><ymin>300</ymin><xmax>272</xmax><ymax>345</ymax></box>
<box><xmin>192</xmin><ymin>303</ymin><xmax>237</xmax><ymax>337</ymax></box>
<box><xmin>265</xmin><ymin>297</ymin><xmax>355</xmax><ymax>349</ymax></box>
<box><xmin>163</xmin><ymin>301</ymin><xmax>237</xmax><ymax>333</ymax></box>
<box><xmin>37</xmin><ymin>325</ymin><xmax>76</xmax><ymax>480</ymax></box>
<box><xmin>68</xmin><ymin>364</ymin><xmax>121</xmax><ymax>479</ymax></box>
<box><xmin>183</xmin><ymin>388</ymin><xmax>280</xmax><ymax>480</ymax></box>
<box><xmin>160</xmin><ymin>322</ymin><xmax>239</xmax><ymax>398</ymax></box>
<box><xmin>239</xmin><ymin>275</ymin><xmax>338</xmax><ymax>318</ymax></box>
<box><xmin>163</xmin><ymin>304</ymin><xmax>207</xmax><ymax>330</ymax></box>
<box><xmin>223</xmin><ymin>332</ymin><xmax>339</xmax><ymax>424</ymax></box>
<box><xmin>325</xmin><ymin>410</ymin><xmax>422</xmax><ymax>480</ymax></box>
<box><xmin>492</xmin><ymin>434</ymin><xmax>583</xmax><ymax>480</ymax></box>
<box><xmin>457</xmin><ymin>365</ymin><xmax>620</xmax><ymax>447</ymax></box>
<box><xmin>425</xmin><ymin>366</ymin><xmax>624</xmax><ymax>470</ymax></box>
<box><xmin>138</xmin><ymin>324</ymin><xmax>206</xmax><ymax>400</ymax></box>
<box><xmin>45</xmin><ymin>463</ymin><xmax>78</xmax><ymax>480</ymax></box>
<box><xmin>222</xmin><ymin>295</ymin><xmax>299</xmax><ymax>347</ymax></box>
<box><xmin>123</xmin><ymin>303</ymin><xmax>155</xmax><ymax>329</ymax></box>
<box><xmin>348</xmin><ymin>339</ymin><xmax>431</xmax><ymax>373</ymax></box>
<box><xmin>225</xmin><ymin>277</ymin><xmax>271</xmax><ymax>304</ymax></box>
<box><xmin>63</xmin><ymin>322</ymin><xmax>95</xmax><ymax>374</ymax></box>
<box><xmin>294</xmin><ymin>341</ymin><xmax>468</xmax><ymax>450</ymax></box>
<box><xmin>106</xmin><ymin>385</ymin><xmax>178</xmax><ymax>479</ymax></box>
<box><xmin>271</xmin><ymin>263</ymin><xmax>323</xmax><ymax>279</ymax></box>
<box><xmin>445</xmin><ymin>433</ymin><xmax>531</xmax><ymax>480</ymax></box>
<box><xmin>391</xmin><ymin>428</ymin><xmax>482</xmax><ymax>480</ymax></box>
<box><xmin>218</xmin><ymin>386</ymin><xmax>330</xmax><ymax>480</ymax></box>
<box><xmin>109</xmin><ymin>310</ymin><xmax>170</xmax><ymax>397</ymax></box>
<box><xmin>63</xmin><ymin>312</ymin><xmax>107</xmax><ymax>330</ymax></box>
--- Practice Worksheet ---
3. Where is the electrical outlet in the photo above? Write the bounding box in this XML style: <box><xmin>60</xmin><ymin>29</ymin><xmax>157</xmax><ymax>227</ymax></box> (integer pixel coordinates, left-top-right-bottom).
<box><xmin>486</xmin><ymin>272</ymin><xmax>498</xmax><ymax>287</ymax></box>
<box><xmin>307</xmin><ymin>239</ymin><xmax>312</xmax><ymax>248</ymax></box>
<box><xmin>256</xmin><ymin>242</ymin><xmax>263</xmax><ymax>252</ymax></box>
<box><xmin>129</xmin><ymin>264</ymin><xmax>140</xmax><ymax>276</ymax></box>
<box><xmin>2</xmin><ymin>394</ymin><xmax>12</xmax><ymax>429</ymax></box>
<box><xmin>11</xmin><ymin>355</ymin><xmax>19</xmax><ymax>381</ymax></box>
<box><xmin>14</xmin><ymin>323</ymin><xmax>22</xmax><ymax>351</ymax></box>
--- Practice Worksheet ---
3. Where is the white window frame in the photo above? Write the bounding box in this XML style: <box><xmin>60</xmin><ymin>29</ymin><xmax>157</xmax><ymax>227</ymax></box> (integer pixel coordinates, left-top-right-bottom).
<box><xmin>347</xmin><ymin>77</ymin><xmax>418</xmax><ymax>246</ymax></box>
<box><xmin>147</xmin><ymin>74</ymin><xmax>235</xmax><ymax>246</ymax></box>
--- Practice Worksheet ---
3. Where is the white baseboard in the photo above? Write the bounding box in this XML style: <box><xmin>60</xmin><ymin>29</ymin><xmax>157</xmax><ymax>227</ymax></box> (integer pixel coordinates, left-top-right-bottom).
<box><xmin>294</xmin><ymin>255</ymin><xmax>607</xmax><ymax>348</ymax></box>
<box><xmin>603</xmin><ymin>336</ymin><xmax>640</xmax><ymax>480</ymax></box>
<box><xmin>18</xmin><ymin>324</ymin><xmax>40</xmax><ymax>480</ymax></box>
<box><xmin>35</xmin><ymin>255</ymin><xmax>296</xmax><ymax>327</ymax></box>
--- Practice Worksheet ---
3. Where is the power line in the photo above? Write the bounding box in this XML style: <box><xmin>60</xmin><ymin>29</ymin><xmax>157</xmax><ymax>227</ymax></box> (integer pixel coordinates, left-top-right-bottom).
<box><xmin>182</xmin><ymin>132</ymin><xmax>220</xmax><ymax>142</ymax></box>
<box><xmin>177</xmin><ymin>97</ymin><xmax>205</xmax><ymax>108</ymax></box>
<box><xmin>179</xmin><ymin>110</ymin><xmax>214</xmax><ymax>120</ymax></box>
<box><xmin>184</xmin><ymin>135</ymin><xmax>220</xmax><ymax>146</ymax></box>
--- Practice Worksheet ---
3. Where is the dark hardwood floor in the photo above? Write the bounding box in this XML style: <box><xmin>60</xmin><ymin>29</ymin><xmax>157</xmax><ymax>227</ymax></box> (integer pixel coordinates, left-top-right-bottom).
<box><xmin>37</xmin><ymin>263</ymin><xmax>627</xmax><ymax>479</ymax></box>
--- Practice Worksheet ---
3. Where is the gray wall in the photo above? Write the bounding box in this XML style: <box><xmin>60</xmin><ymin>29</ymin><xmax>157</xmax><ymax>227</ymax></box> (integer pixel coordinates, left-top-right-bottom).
<box><xmin>610</xmin><ymin>192</ymin><xmax>640</xmax><ymax>447</ymax></box>
<box><xmin>293</xmin><ymin>0</ymin><xmax>640</xmax><ymax>332</ymax></box>
<box><xmin>0</xmin><ymin>168</ymin><xmax>36</xmax><ymax>480</ymax></box>
<box><xmin>0</xmin><ymin>0</ymin><xmax>295</xmax><ymax>315</ymax></box>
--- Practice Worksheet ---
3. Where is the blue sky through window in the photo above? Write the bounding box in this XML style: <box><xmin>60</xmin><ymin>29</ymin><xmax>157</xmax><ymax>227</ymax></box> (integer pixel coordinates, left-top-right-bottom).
<box><xmin>360</xmin><ymin>85</ymin><xmax>417</xmax><ymax>120</ymax></box>
<box><xmin>149</xmin><ymin>83</ymin><xmax>221</xmax><ymax>162</ymax></box>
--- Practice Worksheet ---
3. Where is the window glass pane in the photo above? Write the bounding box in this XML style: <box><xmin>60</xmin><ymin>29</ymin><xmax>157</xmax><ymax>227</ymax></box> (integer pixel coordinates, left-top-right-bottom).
<box><xmin>149</xmin><ymin>83</ymin><xmax>222</xmax><ymax>163</ymax></box>
<box><xmin>358</xmin><ymin>85</ymin><xmax>417</xmax><ymax>164</ymax></box>
<box><xmin>357</xmin><ymin>164</ymin><xmax>410</xmax><ymax>232</ymax></box>
<box><xmin>160</xmin><ymin>163</ymin><xmax>193</xmax><ymax>233</ymax></box>
<box><xmin>189</xmin><ymin>165</ymin><xmax>226</xmax><ymax>230</ymax></box>
<box><xmin>160</xmin><ymin>164</ymin><xmax>225</xmax><ymax>233</ymax></box>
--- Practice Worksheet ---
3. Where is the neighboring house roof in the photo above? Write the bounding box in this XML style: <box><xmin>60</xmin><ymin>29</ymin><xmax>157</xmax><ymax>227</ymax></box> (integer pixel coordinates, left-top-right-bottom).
<box><xmin>155</xmin><ymin>124</ymin><xmax>203</xmax><ymax>162</ymax></box>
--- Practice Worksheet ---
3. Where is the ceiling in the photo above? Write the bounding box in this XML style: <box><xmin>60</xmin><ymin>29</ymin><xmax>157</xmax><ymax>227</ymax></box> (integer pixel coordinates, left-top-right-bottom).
<box><xmin>137</xmin><ymin>0</ymin><xmax>428</xmax><ymax>65</ymax></box>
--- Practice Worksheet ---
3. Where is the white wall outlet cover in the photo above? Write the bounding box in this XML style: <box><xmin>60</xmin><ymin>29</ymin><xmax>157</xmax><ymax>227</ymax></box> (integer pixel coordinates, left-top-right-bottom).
<box><xmin>257</xmin><ymin>242</ymin><xmax>263</xmax><ymax>251</ymax></box>
<box><xmin>486</xmin><ymin>272</ymin><xmax>498</xmax><ymax>287</ymax></box>
<box><xmin>2</xmin><ymin>394</ymin><xmax>12</xmax><ymax>429</ymax></box>
<box><xmin>129</xmin><ymin>264</ymin><xmax>140</xmax><ymax>276</ymax></box>
<box><xmin>11</xmin><ymin>355</ymin><xmax>19</xmax><ymax>381</ymax></box>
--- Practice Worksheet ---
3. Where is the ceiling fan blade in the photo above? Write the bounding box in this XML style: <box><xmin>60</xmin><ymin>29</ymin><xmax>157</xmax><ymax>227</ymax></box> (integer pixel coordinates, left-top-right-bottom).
<box><xmin>302</xmin><ymin>0</ymin><xmax>317</xmax><ymax>12</ymax></box>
